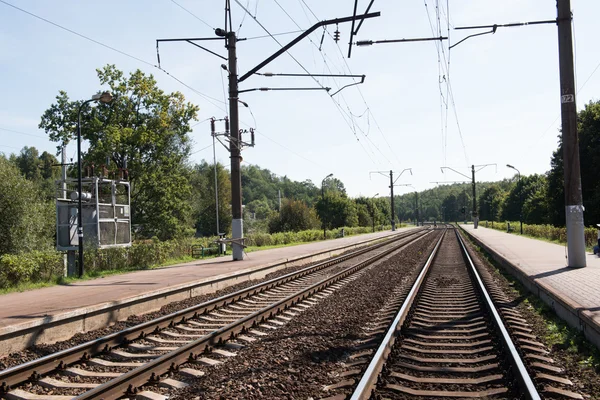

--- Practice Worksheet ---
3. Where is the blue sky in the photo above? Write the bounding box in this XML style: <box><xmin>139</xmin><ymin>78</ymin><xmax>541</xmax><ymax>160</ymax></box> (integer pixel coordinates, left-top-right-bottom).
<box><xmin>1</xmin><ymin>0</ymin><xmax>599</xmax><ymax>198</ymax></box>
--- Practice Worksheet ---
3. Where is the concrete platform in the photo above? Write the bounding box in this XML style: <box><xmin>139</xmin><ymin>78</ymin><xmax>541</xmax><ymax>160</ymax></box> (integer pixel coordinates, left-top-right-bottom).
<box><xmin>460</xmin><ymin>224</ymin><xmax>600</xmax><ymax>349</ymax></box>
<box><xmin>0</xmin><ymin>229</ymin><xmax>413</xmax><ymax>356</ymax></box>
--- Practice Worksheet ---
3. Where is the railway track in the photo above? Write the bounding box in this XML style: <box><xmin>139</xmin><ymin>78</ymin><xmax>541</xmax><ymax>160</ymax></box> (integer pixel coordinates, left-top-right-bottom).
<box><xmin>0</xmin><ymin>227</ymin><xmax>431</xmax><ymax>400</ymax></box>
<box><xmin>344</xmin><ymin>227</ymin><xmax>582</xmax><ymax>400</ymax></box>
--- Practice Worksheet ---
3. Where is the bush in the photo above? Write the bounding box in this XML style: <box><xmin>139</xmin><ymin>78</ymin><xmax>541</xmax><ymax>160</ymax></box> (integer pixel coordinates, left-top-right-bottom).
<box><xmin>479</xmin><ymin>221</ymin><xmax>597</xmax><ymax>248</ymax></box>
<box><xmin>0</xmin><ymin>225</ymin><xmax>386</xmax><ymax>290</ymax></box>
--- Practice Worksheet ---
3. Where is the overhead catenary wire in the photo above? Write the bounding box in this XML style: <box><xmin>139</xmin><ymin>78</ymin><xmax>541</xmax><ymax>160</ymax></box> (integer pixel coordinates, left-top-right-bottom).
<box><xmin>170</xmin><ymin>0</ymin><xmax>215</xmax><ymax>31</ymax></box>
<box><xmin>232</xmin><ymin>0</ymin><xmax>382</xmax><ymax>166</ymax></box>
<box><xmin>424</xmin><ymin>0</ymin><xmax>469</xmax><ymax>167</ymax></box>
<box><xmin>265</xmin><ymin>0</ymin><xmax>393</xmax><ymax>166</ymax></box>
<box><xmin>296</xmin><ymin>2</ymin><xmax>402</xmax><ymax>167</ymax></box>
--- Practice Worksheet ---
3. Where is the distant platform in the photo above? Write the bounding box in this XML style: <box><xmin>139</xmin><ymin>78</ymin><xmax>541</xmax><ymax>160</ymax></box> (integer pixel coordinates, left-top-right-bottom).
<box><xmin>0</xmin><ymin>229</ymin><xmax>413</xmax><ymax>356</ymax></box>
<box><xmin>460</xmin><ymin>224</ymin><xmax>600</xmax><ymax>349</ymax></box>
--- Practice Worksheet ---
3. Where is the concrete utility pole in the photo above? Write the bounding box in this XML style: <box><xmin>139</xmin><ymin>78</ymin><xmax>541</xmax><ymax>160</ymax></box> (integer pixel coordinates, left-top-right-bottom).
<box><xmin>415</xmin><ymin>191</ymin><xmax>419</xmax><ymax>226</ymax></box>
<box><xmin>157</xmin><ymin>8</ymin><xmax>379</xmax><ymax>261</ymax></box>
<box><xmin>441</xmin><ymin>165</ymin><xmax>495</xmax><ymax>229</ymax></box>
<box><xmin>389</xmin><ymin>171</ymin><xmax>396</xmax><ymax>231</ymax></box>
<box><xmin>225</xmin><ymin>31</ymin><xmax>244</xmax><ymax>261</ymax></box>
<box><xmin>210</xmin><ymin>119</ymin><xmax>221</xmax><ymax>240</ymax></box>
<box><xmin>471</xmin><ymin>165</ymin><xmax>478</xmax><ymax>229</ymax></box>
<box><xmin>557</xmin><ymin>0</ymin><xmax>586</xmax><ymax>268</ymax></box>
<box><xmin>370</xmin><ymin>169</ymin><xmax>412</xmax><ymax>232</ymax></box>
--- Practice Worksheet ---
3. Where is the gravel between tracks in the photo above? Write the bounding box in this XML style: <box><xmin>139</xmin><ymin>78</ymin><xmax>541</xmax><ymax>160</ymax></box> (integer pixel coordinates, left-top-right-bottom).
<box><xmin>168</xmin><ymin>232</ymin><xmax>439</xmax><ymax>399</ymax></box>
<box><xmin>461</xmin><ymin>232</ymin><xmax>600</xmax><ymax>399</ymax></box>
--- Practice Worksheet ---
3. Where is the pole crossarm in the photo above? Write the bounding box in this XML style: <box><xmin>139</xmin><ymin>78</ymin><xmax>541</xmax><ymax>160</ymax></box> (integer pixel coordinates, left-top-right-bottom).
<box><xmin>256</xmin><ymin>72</ymin><xmax>365</xmax><ymax>79</ymax></box>
<box><xmin>238</xmin><ymin>87</ymin><xmax>330</xmax><ymax>94</ymax></box>
<box><xmin>440</xmin><ymin>166</ymin><xmax>471</xmax><ymax>180</ymax></box>
<box><xmin>238</xmin><ymin>11</ymin><xmax>380</xmax><ymax>82</ymax></box>
<box><xmin>393</xmin><ymin>168</ymin><xmax>412</xmax><ymax>184</ymax></box>
<box><xmin>451</xmin><ymin>18</ymin><xmax>565</xmax><ymax>49</ymax></box>
<box><xmin>156</xmin><ymin>37</ymin><xmax>226</xmax><ymax>68</ymax></box>
<box><xmin>356</xmin><ymin>36</ymin><xmax>447</xmax><ymax>46</ymax></box>
<box><xmin>455</xmin><ymin>19</ymin><xmax>560</xmax><ymax>31</ymax></box>
<box><xmin>474</xmin><ymin>163</ymin><xmax>497</xmax><ymax>173</ymax></box>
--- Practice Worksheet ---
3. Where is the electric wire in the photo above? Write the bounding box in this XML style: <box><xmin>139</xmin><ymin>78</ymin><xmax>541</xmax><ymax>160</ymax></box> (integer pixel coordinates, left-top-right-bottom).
<box><xmin>424</xmin><ymin>0</ymin><xmax>469</xmax><ymax>167</ymax></box>
<box><xmin>0</xmin><ymin>127</ymin><xmax>47</xmax><ymax>139</ymax></box>
<box><xmin>302</xmin><ymin>4</ymin><xmax>402</xmax><ymax>167</ymax></box>
<box><xmin>0</xmin><ymin>0</ymin><xmax>337</xmax><ymax>170</ymax></box>
<box><xmin>233</xmin><ymin>0</ymin><xmax>381</xmax><ymax>165</ymax></box>
<box><xmin>267</xmin><ymin>0</ymin><xmax>392</xmax><ymax>166</ymax></box>
<box><xmin>0</xmin><ymin>0</ymin><xmax>226</xmax><ymax>110</ymax></box>
<box><xmin>170</xmin><ymin>0</ymin><xmax>215</xmax><ymax>31</ymax></box>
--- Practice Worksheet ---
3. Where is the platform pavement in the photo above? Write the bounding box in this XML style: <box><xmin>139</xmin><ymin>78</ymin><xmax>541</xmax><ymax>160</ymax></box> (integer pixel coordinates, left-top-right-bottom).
<box><xmin>460</xmin><ymin>224</ymin><xmax>600</xmax><ymax>349</ymax></box>
<box><xmin>0</xmin><ymin>228</ymin><xmax>415</xmax><ymax>354</ymax></box>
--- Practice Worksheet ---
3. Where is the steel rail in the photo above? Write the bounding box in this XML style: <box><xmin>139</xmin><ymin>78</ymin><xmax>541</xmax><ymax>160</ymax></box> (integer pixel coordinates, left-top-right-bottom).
<box><xmin>74</xmin><ymin>230</ymin><xmax>435</xmax><ymax>399</ymax></box>
<box><xmin>350</xmin><ymin>229</ymin><xmax>446</xmax><ymax>400</ymax></box>
<box><xmin>455</xmin><ymin>229</ymin><xmax>541</xmax><ymax>399</ymax></box>
<box><xmin>0</xmin><ymin>228</ymin><xmax>425</xmax><ymax>392</ymax></box>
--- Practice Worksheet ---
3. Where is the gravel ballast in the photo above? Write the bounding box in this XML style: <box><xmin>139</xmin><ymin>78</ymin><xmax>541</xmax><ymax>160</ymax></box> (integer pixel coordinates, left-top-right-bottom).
<box><xmin>168</xmin><ymin>232</ymin><xmax>440</xmax><ymax>399</ymax></box>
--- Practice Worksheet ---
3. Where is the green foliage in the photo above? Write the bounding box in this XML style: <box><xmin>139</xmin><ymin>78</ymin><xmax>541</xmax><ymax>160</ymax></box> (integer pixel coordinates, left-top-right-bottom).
<box><xmin>547</xmin><ymin>100</ymin><xmax>600</xmax><ymax>226</ymax></box>
<box><xmin>0</xmin><ymin>251</ymin><xmax>63</xmax><ymax>289</ymax></box>
<box><xmin>9</xmin><ymin>146</ymin><xmax>60</xmax><ymax>199</ymax></box>
<box><xmin>315</xmin><ymin>192</ymin><xmax>358</xmax><ymax>230</ymax></box>
<box><xmin>241</xmin><ymin>164</ymin><xmax>320</xmax><ymax>209</ymax></box>
<box><xmin>0</xmin><ymin>156</ymin><xmax>55</xmax><ymax>255</ymax></box>
<box><xmin>268</xmin><ymin>199</ymin><xmax>320</xmax><ymax>233</ymax></box>
<box><xmin>39</xmin><ymin>65</ymin><xmax>199</xmax><ymax>240</ymax></box>
<box><xmin>190</xmin><ymin>161</ymin><xmax>232</xmax><ymax>237</ymax></box>
<box><xmin>480</xmin><ymin>220</ymin><xmax>597</xmax><ymax>248</ymax></box>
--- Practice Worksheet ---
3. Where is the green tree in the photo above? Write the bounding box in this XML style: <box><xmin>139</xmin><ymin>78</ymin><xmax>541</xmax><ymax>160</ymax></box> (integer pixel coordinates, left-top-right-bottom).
<box><xmin>10</xmin><ymin>147</ymin><xmax>60</xmax><ymax>199</ymax></box>
<box><xmin>548</xmin><ymin>100</ymin><xmax>600</xmax><ymax>226</ymax></box>
<box><xmin>39</xmin><ymin>65</ymin><xmax>198</xmax><ymax>239</ymax></box>
<box><xmin>0</xmin><ymin>156</ymin><xmax>54</xmax><ymax>255</ymax></box>
<box><xmin>478</xmin><ymin>185</ymin><xmax>505</xmax><ymax>222</ymax></box>
<box><xmin>191</xmin><ymin>161</ymin><xmax>232</xmax><ymax>237</ymax></box>
<box><xmin>322</xmin><ymin>176</ymin><xmax>347</xmax><ymax>196</ymax></box>
<box><xmin>502</xmin><ymin>174</ymin><xmax>549</xmax><ymax>224</ymax></box>
<box><xmin>268</xmin><ymin>199</ymin><xmax>319</xmax><ymax>233</ymax></box>
<box><xmin>315</xmin><ymin>192</ymin><xmax>358</xmax><ymax>229</ymax></box>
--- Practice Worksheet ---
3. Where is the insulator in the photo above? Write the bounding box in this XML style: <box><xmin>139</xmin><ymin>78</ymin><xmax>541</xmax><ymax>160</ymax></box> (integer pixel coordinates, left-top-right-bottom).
<box><xmin>210</xmin><ymin>118</ymin><xmax>216</xmax><ymax>135</ymax></box>
<box><xmin>251</xmin><ymin>129</ymin><xmax>255</xmax><ymax>145</ymax></box>
<box><xmin>224</xmin><ymin>117</ymin><xmax>230</xmax><ymax>133</ymax></box>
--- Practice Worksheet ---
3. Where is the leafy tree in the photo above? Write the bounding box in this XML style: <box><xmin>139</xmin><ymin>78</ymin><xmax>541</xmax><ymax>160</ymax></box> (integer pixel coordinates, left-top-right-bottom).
<box><xmin>315</xmin><ymin>192</ymin><xmax>358</xmax><ymax>229</ymax></box>
<box><xmin>10</xmin><ymin>147</ymin><xmax>60</xmax><ymax>199</ymax></box>
<box><xmin>0</xmin><ymin>156</ymin><xmax>54</xmax><ymax>255</ymax></box>
<box><xmin>548</xmin><ymin>100</ymin><xmax>600</xmax><ymax>226</ymax></box>
<box><xmin>478</xmin><ymin>185</ymin><xmax>505</xmax><ymax>222</ymax></box>
<box><xmin>502</xmin><ymin>174</ymin><xmax>548</xmax><ymax>224</ymax></box>
<box><xmin>322</xmin><ymin>176</ymin><xmax>347</xmax><ymax>196</ymax></box>
<box><xmin>39</xmin><ymin>65</ymin><xmax>198</xmax><ymax>239</ymax></box>
<box><xmin>268</xmin><ymin>199</ymin><xmax>319</xmax><ymax>233</ymax></box>
<box><xmin>191</xmin><ymin>161</ymin><xmax>232</xmax><ymax>237</ymax></box>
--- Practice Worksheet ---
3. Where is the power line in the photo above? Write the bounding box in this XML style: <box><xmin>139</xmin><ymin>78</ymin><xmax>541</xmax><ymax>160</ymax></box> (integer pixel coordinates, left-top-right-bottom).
<box><xmin>294</xmin><ymin>2</ymin><xmax>401</xmax><ymax>167</ymax></box>
<box><xmin>244</xmin><ymin>29</ymin><xmax>305</xmax><ymax>40</ymax></box>
<box><xmin>424</xmin><ymin>0</ymin><xmax>469</xmax><ymax>167</ymax></box>
<box><xmin>0</xmin><ymin>0</ymin><xmax>226</xmax><ymax>109</ymax></box>
<box><xmin>170</xmin><ymin>0</ymin><xmax>215</xmax><ymax>31</ymax></box>
<box><xmin>0</xmin><ymin>127</ymin><xmax>47</xmax><ymax>139</ymax></box>
<box><xmin>266</xmin><ymin>0</ymin><xmax>392</xmax><ymax>166</ymax></box>
<box><xmin>0</xmin><ymin>0</ymin><xmax>329</xmax><ymax>173</ymax></box>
